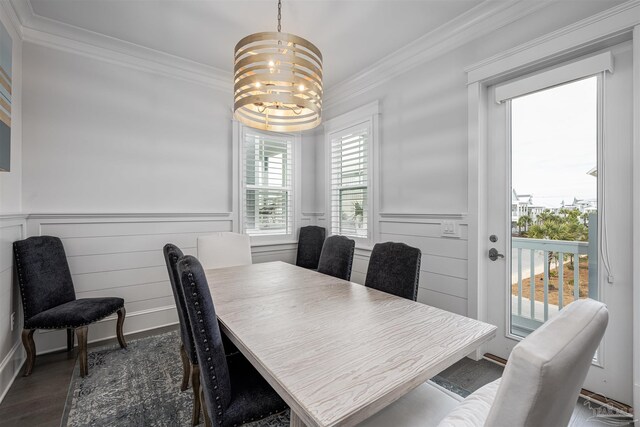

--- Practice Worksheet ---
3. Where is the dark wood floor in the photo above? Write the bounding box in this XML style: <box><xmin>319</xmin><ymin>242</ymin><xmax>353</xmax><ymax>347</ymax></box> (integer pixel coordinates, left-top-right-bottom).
<box><xmin>0</xmin><ymin>327</ymin><xmax>633</xmax><ymax>427</ymax></box>
<box><xmin>0</xmin><ymin>325</ymin><xmax>178</xmax><ymax>427</ymax></box>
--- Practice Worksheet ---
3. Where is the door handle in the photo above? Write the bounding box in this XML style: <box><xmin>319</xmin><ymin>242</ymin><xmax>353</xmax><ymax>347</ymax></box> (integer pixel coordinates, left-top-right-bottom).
<box><xmin>488</xmin><ymin>248</ymin><xmax>504</xmax><ymax>261</ymax></box>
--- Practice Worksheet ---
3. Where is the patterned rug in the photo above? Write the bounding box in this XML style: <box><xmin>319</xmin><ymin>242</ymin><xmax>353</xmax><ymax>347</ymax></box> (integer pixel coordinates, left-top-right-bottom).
<box><xmin>61</xmin><ymin>330</ymin><xmax>467</xmax><ymax>427</ymax></box>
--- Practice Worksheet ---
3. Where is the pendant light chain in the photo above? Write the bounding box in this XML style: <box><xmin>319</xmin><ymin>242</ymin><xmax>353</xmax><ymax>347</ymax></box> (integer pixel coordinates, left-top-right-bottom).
<box><xmin>277</xmin><ymin>0</ymin><xmax>282</xmax><ymax>32</ymax></box>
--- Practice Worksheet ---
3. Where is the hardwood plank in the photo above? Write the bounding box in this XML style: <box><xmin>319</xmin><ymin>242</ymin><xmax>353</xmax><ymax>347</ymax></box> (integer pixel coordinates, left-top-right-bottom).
<box><xmin>206</xmin><ymin>261</ymin><xmax>496</xmax><ymax>427</ymax></box>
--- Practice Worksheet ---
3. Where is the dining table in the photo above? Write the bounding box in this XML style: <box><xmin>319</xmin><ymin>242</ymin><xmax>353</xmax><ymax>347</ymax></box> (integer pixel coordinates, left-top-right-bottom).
<box><xmin>205</xmin><ymin>261</ymin><xmax>497</xmax><ymax>427</ymax></box>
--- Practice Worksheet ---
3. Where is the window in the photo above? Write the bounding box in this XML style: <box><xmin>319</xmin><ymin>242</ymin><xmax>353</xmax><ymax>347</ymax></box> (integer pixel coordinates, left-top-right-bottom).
<box><xmin>241</xmin><ymin>128</ymin><xmax>294</xmax><ymax>237</ymax></box>
<box><xmin>329</xmin><ymin>125</ymin><xmax>369</xmax><ymax>239</ymax></box>
<box><xmin>324</xmin><ymin>101</ymin><xmax>379</xmax><ymax>244</ymax></box>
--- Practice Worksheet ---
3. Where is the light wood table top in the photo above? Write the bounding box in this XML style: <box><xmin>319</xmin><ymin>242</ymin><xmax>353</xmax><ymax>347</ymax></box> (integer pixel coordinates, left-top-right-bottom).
<box><xmin>205</xmin><ymin>261</ymin><xmax>496</xmax><ymax>427</ymax></box>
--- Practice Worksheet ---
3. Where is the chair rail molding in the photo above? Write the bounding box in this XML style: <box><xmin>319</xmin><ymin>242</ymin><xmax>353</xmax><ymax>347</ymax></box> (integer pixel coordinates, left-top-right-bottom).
<box><xmin>379</xmin><ymin>212</ymin><xmax>467</xmax><ymax>221</ymax></box>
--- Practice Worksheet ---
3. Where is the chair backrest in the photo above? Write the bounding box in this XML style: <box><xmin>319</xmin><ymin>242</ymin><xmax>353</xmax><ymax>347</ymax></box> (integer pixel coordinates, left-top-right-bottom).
<box><xmin>177</xmin><ymin>255</ymin><xmax>232</xmax><ymax>424</ymax></box>
<box><xmin>365</xmin><ymin>242</ymin><xmax>421</xmax><ymax>301</ymax></box>
<box><xmin>163</xmin><ymin>244</ymin><xmax>197</xmax><ymax>363</ymax></box>
<box><xmin>317</xmin><ymin>235</ymin><xmax>355</xmax><ymax>281</ymax></box>
<box><xmin>485</xmin><ymin>298</ymin><xmax>608</xmax><ymax>427</ymax></box>
<box><xmin>197</xmin><ymin>232</ymin><xmax>252</xmax><ymax>270</ymax></box>
<box><xmin>13</xmin><ymin>236</ymin><xmax>76</xmax><ymax>322</ymax></box>
<box><xmin>296</xmin><ymin>226</ymin><xmax>326</xmax><ymax>269</ymax></box>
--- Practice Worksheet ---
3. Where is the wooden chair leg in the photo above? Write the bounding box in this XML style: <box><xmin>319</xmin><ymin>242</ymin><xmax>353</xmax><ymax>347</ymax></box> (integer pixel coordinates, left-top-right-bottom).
<box><xmin>21</xmin><ymin>329</ymin><xmax>36</xmax><ymax>377</ymax></box>
<box><xmin>66</xmin><ymin>328</ymin><xmax>74</xmax><ymax>351</ymax></box>
<box><xmin>191</xmin><ymin>363</ymin><xmax>201</xmax><ymax>426</ymax></box>
<box><xmin>76</xmin><ymin>326</ymin><xmax>88</xmax><ymax>378</ymax></box>
<box><xmin>179</xmin><ymin>344</ymin><xmax>190</xmax><ymax>391</ymax></box>
<box><xmin>116</xmin><ymin>307</ymin><xmax>127</xmax><ymax>349</ymax></box>
<box><xmin>200</xmin><ymin>383</ymin><xmax>211</xmax><ymax>427</ymax></box>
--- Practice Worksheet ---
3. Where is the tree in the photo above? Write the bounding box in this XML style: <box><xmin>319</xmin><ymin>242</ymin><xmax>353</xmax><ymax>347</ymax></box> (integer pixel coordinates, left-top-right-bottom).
<box><xmin>516</xmin><ymin>215</ymin><xmax>532</xmax><ymax>234</ymax></box>
<box><xmin>526</xmin><ymin>208</ymin><xmax>589</xmax><ymax>271</ymax></box>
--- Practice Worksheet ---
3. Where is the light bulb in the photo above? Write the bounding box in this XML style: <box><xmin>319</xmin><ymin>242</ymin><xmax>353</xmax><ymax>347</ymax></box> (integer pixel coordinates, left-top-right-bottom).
<box><xmin>298</xmin><ymin>84</ymin><xmax>305</xmax><ymax>91</ymax></box>
<box><xmin>255</xmin><ymin>82</ymin><xmax>261</xmax><ymax>88</ymax></box>
<box><xmin>268</xmin><ymin>60</ymin><xmax>275</xmax><ymax>67</ymax></box>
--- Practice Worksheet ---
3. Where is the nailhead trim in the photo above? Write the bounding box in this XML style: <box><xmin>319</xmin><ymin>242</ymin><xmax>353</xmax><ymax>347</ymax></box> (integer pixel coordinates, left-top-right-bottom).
<box><xmin>14</xmin><ymin>242</ymin><xmax>124</xmax><ymax>330</ymax></box>
<box><xmin>186</xmin><ymin>263</ymin><xmax>225</xmax><ymax>425</ymax></box>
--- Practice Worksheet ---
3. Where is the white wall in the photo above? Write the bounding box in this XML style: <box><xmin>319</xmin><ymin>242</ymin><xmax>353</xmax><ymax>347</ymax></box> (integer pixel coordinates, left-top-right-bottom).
<box><xmin>22</xmin><ymin>43</ymin><xmax>231</xmax><ymax>213</ymax></box>
<box><xmin>18</xmin><ymin>39</ymin><xmax>318</xmax><ymax>357</ymax></box>
<box><xmin>316</xmin><ymin>0</ymin><xmax>624</xmax><ymax>315</ymax></box>
<box><xmin>0</xmin><ymin>3</ymin><xmax>24</xmax><ymax>403</ymax></box>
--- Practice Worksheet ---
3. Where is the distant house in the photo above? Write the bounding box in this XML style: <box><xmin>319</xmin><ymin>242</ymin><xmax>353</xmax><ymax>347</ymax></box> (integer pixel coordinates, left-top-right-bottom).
<box><xmin>512</xmin><ymin>189</ymin><xmax>545</xmax><ymax>224</ymax></box>
<box><xmin>562</xmin><ymin>197</ymin><xmax>597</xmax><ymax>214</ymax></box>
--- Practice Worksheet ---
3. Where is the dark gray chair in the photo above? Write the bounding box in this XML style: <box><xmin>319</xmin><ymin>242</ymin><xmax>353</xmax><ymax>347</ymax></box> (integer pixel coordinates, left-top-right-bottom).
<box><xmin>296</xmin><ymin>226</ymin><xmax>326</xmax><ymax>270</ymax></box>
<box><xmin>365</xmin><ymin>242</ymin><xmax>421</xmax><ymax>301</ymax></box>
<box><xmin>163</xmin><ymin>244</ymin><xmax>202</xmax><ymax>426</ymax></box>
<box><xmin>317</xmin><ymin>235</ymin><xmax>355</xmax><ymax>281</ymax></box>
<box><xmin>13</xmin><ymin>236</ymin><xmax>126</xmax><ymax>378</ymax></box>
<box><xmin>176</xmin><ymin>255</ymin><xmax>288</xmax><ymax>427</ymax></box>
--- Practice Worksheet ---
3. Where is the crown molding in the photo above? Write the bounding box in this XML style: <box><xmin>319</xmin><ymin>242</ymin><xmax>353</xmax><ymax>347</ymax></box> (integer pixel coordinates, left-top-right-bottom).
<box><xmin>322</xmin><ymin>0</ymin><xmax>556</xmax><ymax>111</ymax></box>
<box><xmin>465</xmin><ymin>0</ymin><xmax>640</xmax><ymax>84</ymax></box>
<box><xmin>6</xmin><ymin>0</ymin><xmax>558</xmax><ymax>101</ymax></box>
<box><xmin>0</xmin><ymin>1</ymin><xmax>24</xmax><ymax>39</ymax></box>
<box><xmin>9</xmin><ymin>0</ymin><xmax>232</xmax><ymax>92</ymax></box>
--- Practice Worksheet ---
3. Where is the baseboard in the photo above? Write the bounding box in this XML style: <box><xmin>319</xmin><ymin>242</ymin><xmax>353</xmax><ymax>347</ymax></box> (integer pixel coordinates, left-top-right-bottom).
<box><xmin>0</xmin><ymin>340</ymin><xmax>25</xmax><ymax>404</ymax></box>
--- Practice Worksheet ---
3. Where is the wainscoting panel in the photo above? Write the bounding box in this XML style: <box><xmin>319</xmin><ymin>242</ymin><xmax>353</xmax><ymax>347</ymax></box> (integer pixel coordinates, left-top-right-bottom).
<box><xmin>340</xmin><ymin>214</ymin><xmax>470</xmax><ymax>316</ymax></box>
<box><xmin>251</xmin><ymin>242</ymin><xmax>298</xmax><ymax>265</ymax></box>
<box><xmin>25</xmin><ymin>214</ymin><xmax>299</xmax><ymax>354</ymax></box>
<box><xmin>0</xmin><ymin>215</ymin><xmax>26</xmax><ymax>403</ymax></box>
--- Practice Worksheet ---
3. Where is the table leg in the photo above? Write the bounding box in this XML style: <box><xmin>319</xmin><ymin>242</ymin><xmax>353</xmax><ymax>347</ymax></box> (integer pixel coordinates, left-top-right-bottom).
<box><xmin>290</xmin><ymin>410</ymin><xmax>307</xmax><ymax>427</ymax></box>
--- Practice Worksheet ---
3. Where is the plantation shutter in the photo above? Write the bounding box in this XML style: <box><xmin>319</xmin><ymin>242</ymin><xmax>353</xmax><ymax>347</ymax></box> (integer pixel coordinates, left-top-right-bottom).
<box><xmin>330</xmin><ymin>124</ymin><xmax>369</xmax><ymax>239</ymax></box>
<box><xmin>243</xmin><ymin>130</ymin><xmax>293</xmax><ymax>236</ymax></box>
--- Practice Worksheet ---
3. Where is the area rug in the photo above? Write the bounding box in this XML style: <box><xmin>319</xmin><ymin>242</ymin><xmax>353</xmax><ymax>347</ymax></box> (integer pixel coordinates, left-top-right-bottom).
<box><xmin>61</xmin><ymin>330</ymin><xmax>467</xmax><ymax>427</ymax></box>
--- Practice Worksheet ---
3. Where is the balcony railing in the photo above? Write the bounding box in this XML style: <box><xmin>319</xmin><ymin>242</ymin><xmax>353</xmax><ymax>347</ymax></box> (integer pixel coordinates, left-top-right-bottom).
<box><xmin>511</xmin><ymin>237</ymin><xmax>596</xmax><ymax>335</ymax></box>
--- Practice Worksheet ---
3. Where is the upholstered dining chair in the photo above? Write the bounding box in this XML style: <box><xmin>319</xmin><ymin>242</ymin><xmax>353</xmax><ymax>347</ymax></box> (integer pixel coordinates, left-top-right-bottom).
<box><xmin>197</xmin><ymin>232</ymin><xmax>252</xmax><ymax>270</ymax></box>
<box><xmin>163</xmin><ymin>244</ymin><xmax>202</xmax><ymax>426</ymax></box>
<box><xmin>365</xmin><ymin>242</ymin><xmax>421</xmax><ymax>301</ymax></box>
<box><xmin>13</xmin><ymin>236</ymin><xmax>126</xmax><ymax>378</ymax></box>
<box><xmin>358</xmin><ymin>298</ymin><xmax>608</xmax><ymax>427</ymax></box>
<box><xmin>296</xmin><ymin>226</ymin><xmax>326</xmax><ymax>270</ymax></box>
<box><xmin>176</xmin><ymin>255</ymin><xmax>288</xmax><ymax>427</ymax></box>
<box><xmin>317</xmin><ymin>235</ymin><xmax>355</xmax><ymax>281</ymax></box>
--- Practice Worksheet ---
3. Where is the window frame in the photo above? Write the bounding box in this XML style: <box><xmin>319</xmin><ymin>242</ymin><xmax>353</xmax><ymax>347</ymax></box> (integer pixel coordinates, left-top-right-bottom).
<box><xmin>234</xmin><ymin>121</ymin><xmax>301</xmax><ymax>243</ymax></box>
<box><xmin>324</xmin><ymin>101</ymin><xmax>380</xmax><ymax>247</ymax></box>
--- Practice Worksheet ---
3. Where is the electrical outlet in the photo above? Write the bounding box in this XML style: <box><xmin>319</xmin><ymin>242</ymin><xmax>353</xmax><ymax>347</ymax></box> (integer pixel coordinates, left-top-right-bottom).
<box><xmin>10</xmin><ymin>312</ymin><xmax>15</xmax><ymax>332</ymax></box>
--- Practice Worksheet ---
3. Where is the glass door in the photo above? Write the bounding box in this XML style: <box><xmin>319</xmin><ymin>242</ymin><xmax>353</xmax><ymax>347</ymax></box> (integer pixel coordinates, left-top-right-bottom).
<box><xmin>484</xmin><ymin>43</ymin><xmax>633</xmax><ymax>405</ymax></box>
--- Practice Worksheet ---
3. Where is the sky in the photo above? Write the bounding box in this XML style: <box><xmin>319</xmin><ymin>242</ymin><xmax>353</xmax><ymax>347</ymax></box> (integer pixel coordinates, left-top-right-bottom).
<box><xmin>511</xmin><ymin>76</ymin><xmax>598</xmax><ymax>209</ymax></box>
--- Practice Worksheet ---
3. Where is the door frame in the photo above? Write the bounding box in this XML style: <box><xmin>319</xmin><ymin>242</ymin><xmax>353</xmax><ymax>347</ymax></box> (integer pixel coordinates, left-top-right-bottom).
<box><xmin>465</xmin><ymin>1</ymin><xmax>640</xmax><ymax>412</ymax></box>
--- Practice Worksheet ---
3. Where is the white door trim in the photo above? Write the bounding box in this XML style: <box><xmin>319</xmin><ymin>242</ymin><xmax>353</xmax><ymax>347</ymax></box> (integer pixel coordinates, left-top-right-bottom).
<box><xmin>466</xmin><ymin>1</ymin><xmax>640</xmax><ymax>410</ymax></box>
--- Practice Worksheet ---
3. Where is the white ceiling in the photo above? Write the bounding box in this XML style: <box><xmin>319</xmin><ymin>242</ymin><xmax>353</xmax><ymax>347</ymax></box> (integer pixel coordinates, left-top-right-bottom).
<box><xmin>28</xmin><ymin>0</ymin><xmax>484</xmax><ymax>88</ymax></box>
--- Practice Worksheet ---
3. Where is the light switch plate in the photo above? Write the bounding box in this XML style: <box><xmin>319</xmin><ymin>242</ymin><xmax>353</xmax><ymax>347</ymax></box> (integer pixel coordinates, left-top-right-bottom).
<box><xmin>440</xmin><ymin>220</ymin><xmax>461</xmax><ymax>238</ymax></box>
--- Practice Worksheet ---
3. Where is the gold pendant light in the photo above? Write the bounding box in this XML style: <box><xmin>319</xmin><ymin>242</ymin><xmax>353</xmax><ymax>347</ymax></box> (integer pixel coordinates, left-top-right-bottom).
<box><xmin>233</xmin><ymin>0</ymin><xmax>323</xmax><ymax>132</ymax></box>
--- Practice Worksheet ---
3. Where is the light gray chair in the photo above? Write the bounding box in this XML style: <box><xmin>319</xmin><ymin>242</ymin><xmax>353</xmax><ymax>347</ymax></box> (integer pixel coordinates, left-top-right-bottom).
<box><xmin>197</xmin><ymin>232</ymin><xmax>252</xmax><ymax>270</ymax></box>
<box><xmin>358</xmin><ymin>298</ymin><xmax>608</xmax><ymax>427</ymax></box>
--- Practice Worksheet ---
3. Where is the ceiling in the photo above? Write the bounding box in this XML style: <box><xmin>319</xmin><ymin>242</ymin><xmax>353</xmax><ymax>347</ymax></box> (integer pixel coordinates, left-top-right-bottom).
<box><xmin>27</xmin><ymin>0</ymin><xmax>485</xmax><ymax>89</ymax></box>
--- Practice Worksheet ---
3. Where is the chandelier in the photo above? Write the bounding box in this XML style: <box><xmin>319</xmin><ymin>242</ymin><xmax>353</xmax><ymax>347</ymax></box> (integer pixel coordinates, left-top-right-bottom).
<box><xmin>233</xmin><ymin>0</ymin><xmax>323</xmax><ymax>132</ymax></box>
